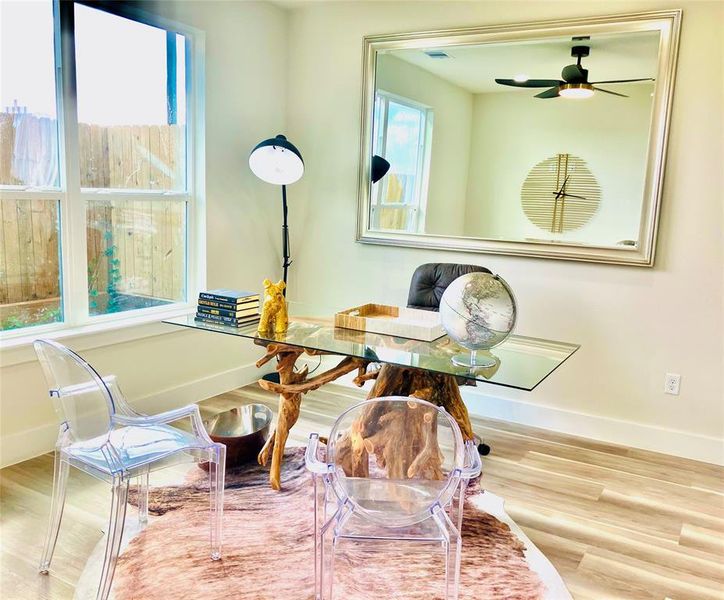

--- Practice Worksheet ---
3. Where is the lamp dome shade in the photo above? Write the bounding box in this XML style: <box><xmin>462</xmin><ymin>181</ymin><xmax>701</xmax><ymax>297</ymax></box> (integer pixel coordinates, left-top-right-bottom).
<box><xmin>249</xmin><ymin>134</ymin><xmax>304</xmax><ymax>185</ymax></box>
<box><xmin>371</xmin><ymin>155</ymin><xmax>390</xmax><ymax>183</ymax></box>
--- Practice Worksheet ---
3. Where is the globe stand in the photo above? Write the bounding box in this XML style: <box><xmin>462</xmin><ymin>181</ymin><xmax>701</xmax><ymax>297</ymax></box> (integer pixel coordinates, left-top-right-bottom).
<box><xmin>452</xmin><ymin>349</ymin><xmax>497</xmax><ymax>368</ymax></box>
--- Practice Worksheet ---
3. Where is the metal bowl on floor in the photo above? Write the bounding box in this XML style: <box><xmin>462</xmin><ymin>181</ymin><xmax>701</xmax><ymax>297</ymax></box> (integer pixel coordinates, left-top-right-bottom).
<box><xmin>201</xmin><ymin>404</ymin><xmax>273</xmax><ymax>469</ymax></box>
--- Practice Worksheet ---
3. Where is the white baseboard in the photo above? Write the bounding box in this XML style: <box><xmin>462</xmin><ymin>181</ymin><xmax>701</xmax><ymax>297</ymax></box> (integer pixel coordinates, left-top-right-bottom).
<box><xmin>0</xmin><ymin>360</ymin><xmax>270</xmax><ymax>469</ymax></box>
<box><xmin>1</xmin><ymin>422</ymin><xmax>61</xmax><ymax>471</ymax></box>
<box><xmin>459</xmin><ymin>388</ymin><xmax>724</xmax><ymax>466</ymax></box>
<box><xmin>326</xmin><ymin>374</ymin><xmax>724</xmax><ymax>466</ymax></box>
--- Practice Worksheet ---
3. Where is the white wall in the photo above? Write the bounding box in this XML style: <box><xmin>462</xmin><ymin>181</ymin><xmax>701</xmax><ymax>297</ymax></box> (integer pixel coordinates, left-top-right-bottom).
<box><xmin>465</xmin><ymin>83</ymin><xmax>654</xmax><ymax>245</ymax></box>
<box><xmin>0</xmin><ymin>1</ymin><xmax>287</xmax><ymax>467</ymax></box>
<box><xmin>376</xmin><ymin>54</ymin><xmax>473</xmax><ymax>236</ymax></box>
<box><xmin>285</xmin><ymin>1</ymin><xmax>723</xmax><ymax>463</ymax></box>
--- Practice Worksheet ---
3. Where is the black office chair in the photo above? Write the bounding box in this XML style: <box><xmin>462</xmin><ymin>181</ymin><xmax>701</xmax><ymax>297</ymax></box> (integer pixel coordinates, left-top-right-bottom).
<box><xmin>407</xmin><ymin>263</ymin><xmax>492</xmax><ymax>456</ymax></box>
<box><xmin>407</xmin><ymin>263</ymin><xmax>491</xmax><ymax>311</ymax></box>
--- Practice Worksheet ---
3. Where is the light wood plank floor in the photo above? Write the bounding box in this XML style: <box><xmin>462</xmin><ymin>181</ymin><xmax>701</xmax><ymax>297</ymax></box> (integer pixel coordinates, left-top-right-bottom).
<box><xmin>1</xmin><ymin>383</ymin><xmax>723</xmax><ymax>600</ymax></box>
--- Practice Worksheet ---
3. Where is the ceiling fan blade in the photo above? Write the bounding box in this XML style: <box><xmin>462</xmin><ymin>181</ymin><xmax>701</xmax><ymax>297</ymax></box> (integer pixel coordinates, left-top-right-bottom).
<box><xmin>495</xmin><ymin>78</ymin><xmax>562</xmax><ymax>88</ymax></box>
<box><xmin>593</xmin><ymin>87</ymin><xmax>628</xmax><ymax>98</ymax></box>
<box><xmin>534</xmin><ymin>87</ymin><xmax>560</xmax><ymax>99</ymax></box>
<box><xmin>590</xmin><ymin>78</ymin><xmax>655</xmax><ymax>84</ymax></box>
<box><xmin>561</xmin><ymin>64</ymin><xmax>588</xmax><ymax>83</ymax></box>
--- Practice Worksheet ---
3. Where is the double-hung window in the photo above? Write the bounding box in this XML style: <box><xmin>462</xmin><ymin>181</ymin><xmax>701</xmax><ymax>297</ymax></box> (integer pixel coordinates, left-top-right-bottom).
<box><xmin>0</xmin><ymin>1</ymin><xmax>202</xmax><ymax>338</ymax></box>
<box><xmin>371</xmin><ymin>90</ymin><xmax>433</xmax><ymax>233</ymax></box>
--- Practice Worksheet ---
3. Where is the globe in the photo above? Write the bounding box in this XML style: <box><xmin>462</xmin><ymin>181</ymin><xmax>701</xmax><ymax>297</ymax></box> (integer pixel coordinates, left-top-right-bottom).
<box><xmin>439</xmin><ymin>273</ymin><xmax>517</xmax><ymax>368</ymax></box>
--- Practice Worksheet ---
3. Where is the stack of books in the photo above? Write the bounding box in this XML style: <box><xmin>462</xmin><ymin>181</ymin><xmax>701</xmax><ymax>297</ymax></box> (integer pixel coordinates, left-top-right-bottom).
<box><xmin>195</xmin><ymin>289</ymin><xmax>261</xmax><ymax>328</ymax></box>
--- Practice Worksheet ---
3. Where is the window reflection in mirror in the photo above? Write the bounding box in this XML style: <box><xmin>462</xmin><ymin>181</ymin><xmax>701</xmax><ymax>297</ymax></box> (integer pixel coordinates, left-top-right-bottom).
<box><xmin>371</xmin><ymin>92</ymin><xmax>433</xmax><ymax>233</ymax></box>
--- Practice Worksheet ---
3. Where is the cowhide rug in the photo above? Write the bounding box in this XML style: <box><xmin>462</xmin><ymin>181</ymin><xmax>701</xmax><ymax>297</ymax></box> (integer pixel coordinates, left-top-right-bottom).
<box><xmin>75</xmin><ymin>448</ymin><xmax>570</xmax><ymax>600</ymax></box>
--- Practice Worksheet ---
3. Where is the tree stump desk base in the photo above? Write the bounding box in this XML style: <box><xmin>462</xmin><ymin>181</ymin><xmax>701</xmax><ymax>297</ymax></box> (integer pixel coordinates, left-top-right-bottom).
<box><xmin>255</xmin><ymin>343</ymin><xmax>474</xmax><ymax>490</ymax></box>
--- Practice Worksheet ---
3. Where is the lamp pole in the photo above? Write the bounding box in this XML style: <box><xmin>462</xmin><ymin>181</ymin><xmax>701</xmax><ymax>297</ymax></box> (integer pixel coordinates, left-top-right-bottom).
<box><xmin>281</xmin><ymin>184</ymin><xmax>290</xmax><ymax>295</ymax></box>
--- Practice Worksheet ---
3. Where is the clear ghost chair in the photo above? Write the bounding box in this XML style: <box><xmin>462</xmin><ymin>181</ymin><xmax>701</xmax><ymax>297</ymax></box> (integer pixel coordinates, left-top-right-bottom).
<box><xmin>34</xmin><ymin>339</ymin><xmax>226</xmax><ymax>600</ymax></box>
<box><xmin>305</xmin><ymin>396</ymin><xmax>482</xmax><ymax>600</ymax></box>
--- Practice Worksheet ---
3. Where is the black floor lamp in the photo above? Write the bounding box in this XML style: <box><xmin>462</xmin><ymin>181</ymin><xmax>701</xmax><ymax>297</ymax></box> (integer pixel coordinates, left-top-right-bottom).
<box><xmin>249</xmin><ymin>135</ymin><xmax>304</xmax><ymax>385</ymax></box>
<box><xmin>249</xmin><ymin>134</ymin><xmax>304</xmax><ymax>292</ymax></box>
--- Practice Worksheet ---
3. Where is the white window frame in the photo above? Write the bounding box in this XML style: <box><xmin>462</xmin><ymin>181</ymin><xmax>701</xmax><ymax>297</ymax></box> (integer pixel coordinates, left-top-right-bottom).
<box><xmin>0</xmin><ymin>0</ymin><xmax>206</xmax><ymax>349</ymax></box>
<box><xmin>371</xmin><ymin>90</ymin><xmax>433</xmax><ymax>234</ymax></box>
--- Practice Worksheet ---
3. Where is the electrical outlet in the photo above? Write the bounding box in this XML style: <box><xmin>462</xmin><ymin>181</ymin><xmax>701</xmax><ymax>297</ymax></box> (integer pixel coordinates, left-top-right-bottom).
<box><xmin>664</xmin><ymin>373</ymin><xmax>681</xmax><ymax>395</ymax></box>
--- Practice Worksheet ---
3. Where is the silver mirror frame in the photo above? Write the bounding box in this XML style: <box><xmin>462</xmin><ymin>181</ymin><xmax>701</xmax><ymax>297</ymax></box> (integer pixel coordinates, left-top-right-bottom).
<box><xmin>356</xmin><ymin>10</ymin><xmax>682</xmax><ymax>267</ymax></box>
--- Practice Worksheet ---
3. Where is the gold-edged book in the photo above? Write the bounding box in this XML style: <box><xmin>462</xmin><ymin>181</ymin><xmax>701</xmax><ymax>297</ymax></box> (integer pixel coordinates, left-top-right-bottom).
<box><xmin>196</xmin><ymin>306</ymin><xmax>259</xmax><ymax>318</ymax></box>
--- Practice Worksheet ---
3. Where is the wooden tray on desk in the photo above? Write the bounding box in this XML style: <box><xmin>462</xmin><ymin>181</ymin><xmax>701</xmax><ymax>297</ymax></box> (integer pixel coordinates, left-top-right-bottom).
<box><xmin>334</xmin><ymin>303</ymin><xmax>445</xmax><ymax>342</ymax></box>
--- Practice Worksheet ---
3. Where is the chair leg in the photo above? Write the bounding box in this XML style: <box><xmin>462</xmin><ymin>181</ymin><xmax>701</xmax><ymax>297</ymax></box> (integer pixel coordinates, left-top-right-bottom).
<box><xmin>442</xmin><ymin>539</ymin><xmax>451</xmax><ymax>599</ymax></box>
<box><xmin>208</xmin><ymin>444</ymin><xmax>226</xmax><ymax>561</ymax></box>
<box><xmin>451</xmin><ymin>531</ymin><xmax>462</xmax><ymax>600</ymax></box>
<box><xmin>39</xmin><ymin>451</ymin><xmax>69</xmax><ymax>574</ymax></box>
<box><xmin>318</xmin><ymin>507</ymin><xmax>336</xmax><ymax>600</ymax></box>
<box><xmin>433</xmin><ymin>504</ymin><xmax>461</xmax><ymax>600</ymax></box>
<box><xmin>319</xmin><ymin>501</ymin><xmax>352</xmax><ymax>600</ymax></box>
<box><xmin>313</xmin><ymin>474</ymin><xmax>335</xmax><ymax>597</ymax></box>
<box><xmin>137</xmin><ymin>470</ymin><xmax>149</xmax><ymax>525</ymax></box>
<box><xmin>312</xmin><ymin>474</ymin><xmax>320</xmax><ymax>599</ymax></box>
<box><xmin>97</xmin><ymin>478</ymin><xmax>129</xmax><ymax>600</ymax></box>
<box><xmin>319</xmin><ymin>525</ymin><xmax>336</xmax><ymax>600</ymax></box>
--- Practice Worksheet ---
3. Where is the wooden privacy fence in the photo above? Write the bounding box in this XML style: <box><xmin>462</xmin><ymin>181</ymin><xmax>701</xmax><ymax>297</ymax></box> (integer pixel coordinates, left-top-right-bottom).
<box><xmin>0</xmin><ymin>198</ymin><xmax>61</xmax><ymax>305</ymax></box>
<box><xmin>0</xmin><ymin>197</ymin><xmax>185</xmax><ymax>307</ymax></box>
<box><xmin>0</xmin><ymin>113</ymin><xmax>184</xmax><ymax>189</ymax></box>
<box><xmin>86</xmin><ymin>198</ymin><xmax>185</xmax><ymax>303</ymax></box>
<box><xmin>0</xmin><ymin>114</ymin><xmax>186</xmax><ymax>307</ymax></box>
<box><xmin>79</xmin><ymin>122</ymin><xmax>184</xmax><ymax>190</ymax></box>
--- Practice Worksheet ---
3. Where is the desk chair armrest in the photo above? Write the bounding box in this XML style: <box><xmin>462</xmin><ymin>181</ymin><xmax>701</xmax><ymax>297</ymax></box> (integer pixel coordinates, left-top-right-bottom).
<box><xmin>305</xmin><ymin>433</ymin><xmax>334</xmax><ymax>475</ymax></box>
<box><xmin>461</xmin><ymin>440</ymin><xmax>482</xmax><ymax>480</ymax></box>
<box><xmin>112</xmin><ymin>404</ymin><xmax>215</xmax><ymax>445</ymax></box>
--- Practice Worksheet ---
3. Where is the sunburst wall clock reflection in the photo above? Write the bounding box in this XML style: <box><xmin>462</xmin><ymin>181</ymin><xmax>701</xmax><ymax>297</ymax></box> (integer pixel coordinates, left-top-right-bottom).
<box><xmin>521</xmin><ymin>153</ymin><xmax>601</xmax><ymax>233</ymax></box>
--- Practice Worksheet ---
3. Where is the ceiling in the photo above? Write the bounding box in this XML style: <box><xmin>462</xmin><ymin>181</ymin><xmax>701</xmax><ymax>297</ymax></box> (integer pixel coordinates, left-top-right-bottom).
<box><xmin>385</xmin><ymin>31</ymin><xmax>661</xmax><ymax>94</ymax></box>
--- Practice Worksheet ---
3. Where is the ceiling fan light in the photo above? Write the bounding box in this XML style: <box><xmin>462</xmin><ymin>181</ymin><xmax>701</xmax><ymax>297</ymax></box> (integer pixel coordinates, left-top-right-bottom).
<box><xmin>513</xmin><ymin>73</ymin><xmax>529</xmax><ymax>83</ymax></box>
<box><xmin>559</xmin><ymin>83</ymin><xmax>594</xmax><ymax>99</ymax></box>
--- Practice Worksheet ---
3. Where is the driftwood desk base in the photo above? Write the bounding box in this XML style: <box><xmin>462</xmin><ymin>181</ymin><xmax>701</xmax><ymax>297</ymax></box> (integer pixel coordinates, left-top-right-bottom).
<box><xmin>255</xmin><ymin>342</ymin><xmax>474</xmax><ymax>490</ymax></box>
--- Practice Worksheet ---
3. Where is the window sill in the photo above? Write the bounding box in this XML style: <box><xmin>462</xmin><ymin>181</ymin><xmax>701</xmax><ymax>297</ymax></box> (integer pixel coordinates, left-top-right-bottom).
<box><xmin>0</xmin><ymin>305</ymin><xmax>197</xmax><ymax>367</ymax></box>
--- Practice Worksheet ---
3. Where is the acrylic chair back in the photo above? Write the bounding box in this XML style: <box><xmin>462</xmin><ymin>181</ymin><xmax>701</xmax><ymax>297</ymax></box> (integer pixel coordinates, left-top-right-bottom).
<box><xmin>34</xmin><ymin>339</ymin><xmax>116</xmax><ymax>444</ymax></box>
<box><xmin>326</xmin><ymin>396</ymin><xmax>465</xmax><ymax>527</ymax></box>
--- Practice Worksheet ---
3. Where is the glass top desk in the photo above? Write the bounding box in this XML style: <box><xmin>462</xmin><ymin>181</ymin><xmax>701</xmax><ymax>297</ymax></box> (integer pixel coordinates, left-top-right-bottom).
<box><xmin>165</xmin><ymin>303</ymin><xmax>578</xmax><ymax>488</ymax></box>
<box><xmin>164</xmin><ymin>303</ymin><xmax>579</xmax><ymax>392</ymax></box>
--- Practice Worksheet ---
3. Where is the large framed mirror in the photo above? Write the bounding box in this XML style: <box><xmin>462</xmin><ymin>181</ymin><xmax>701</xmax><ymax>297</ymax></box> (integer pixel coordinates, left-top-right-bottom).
<box><xmin>356</xmin><ymin>11</ymin><xmax>681</xmax><ymax>266</ymax></box>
